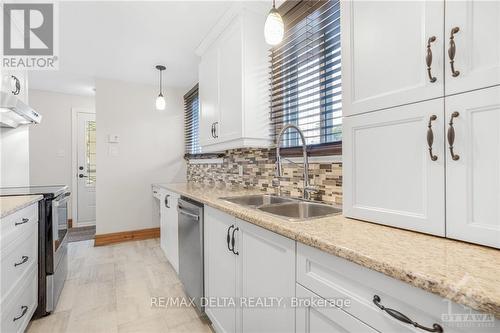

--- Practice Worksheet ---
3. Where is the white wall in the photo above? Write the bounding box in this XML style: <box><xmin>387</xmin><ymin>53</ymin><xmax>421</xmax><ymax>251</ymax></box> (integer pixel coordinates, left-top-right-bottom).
<box><xmin>95</xmin><ymin>78</ymin><xmax>185</xmax><ymax>235</ymax></box>
<box><xmin>28</xmin><ymin>89</ymin><xmax>95</xmax><ymax>217</ymax></box>
<box><xmin>0</xmin><ymin>126</ymin><xmax>30</xmax><ymax>187</ymax></box>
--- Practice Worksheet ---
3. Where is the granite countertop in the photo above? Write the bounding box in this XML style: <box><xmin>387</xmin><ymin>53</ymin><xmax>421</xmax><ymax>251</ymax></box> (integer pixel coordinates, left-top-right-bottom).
<box><xmin>0</xmin><ymin>195</ymin><xmax>43</xmax><ymax>218</ymax></box>
<box><xmin>156</xmin><ymin>182</ymin><xmax>500</xmax><ymax>318</ymax></box>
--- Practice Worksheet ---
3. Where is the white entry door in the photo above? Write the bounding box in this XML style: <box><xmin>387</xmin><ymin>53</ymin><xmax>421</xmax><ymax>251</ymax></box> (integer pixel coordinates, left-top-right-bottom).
<box><xmin>77</xmin><ymin>112</ymin><xmax>96</xmax><ymax>226</ymax></box>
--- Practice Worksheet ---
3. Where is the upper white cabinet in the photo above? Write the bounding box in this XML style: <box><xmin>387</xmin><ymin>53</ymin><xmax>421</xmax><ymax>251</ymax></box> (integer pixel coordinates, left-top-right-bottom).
<box><xmin>204</xmin><ymin>206</ymin><xmax>295</xmax><ymax>333</ymax></box>
<box><xmin>343</xmin><ymin>98</ymin><xmax>446</xmax><ymax>236</ymax></box>
<box><xmin>445</xmin><ymin>86</ymin><xmax>500</xmax><ymax>248</ymax></box>
<box><xmin>445</xmin><ymin>1</ymin><xmax>500</xmax><ymax>95</ymax></box>
<box><xmin>197</xmin><ymin>4</ymin><xmax>271</xmax><ymax>153</ymax></box>
<box><xmin>341</xmin><ymin>0</ymin><xmax>444</xmax><ymax>116</ymax></box>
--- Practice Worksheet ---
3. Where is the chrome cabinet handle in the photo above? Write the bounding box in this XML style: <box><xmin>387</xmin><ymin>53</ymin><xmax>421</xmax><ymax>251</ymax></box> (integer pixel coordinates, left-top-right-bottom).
<box><xmin>11</xmin><ymin>75</ymin><xmax>21</xmax><ymax>95</ymax></box>
<box><xmin>13</xmin><ymin>306</ymin><xmax>28</xmax><ymax>322</ymax></box>
<box><xmin>177</xmin><ymin>206</ymin><xmax>199</xmax><ymax>220</ymax></box>
<box><xmin>447</xmin><ymin>111</ymin><xmax>460</xmax><ymax>161</ymax></box>
<box><xmin>373</xmin><ymin>295</ymin><xmax>443</xmax><ymax>333</ymax></box>
<box><xmin>426</xmin><ymin>36</ymin><xmax>437</xmax><ymax>83</ymax></box>
<box><xmin>427</xmin><ymin>115</ymin><xmax>438</xmax><ymax>161</ymax></box>
<box><xmin>14</xmin><ymin>255</ymin><xmax>29</xmax><ymax>267</ymax></box>
<box><xmin>15</xmin><ymin>218</ymin><xmax>29</xmax><ymax>226</ymax></box>
<box><xmin>231</xmin><ymin>227</ymin><xmax>239</xmax><ymax>255</ymax></box>
<box><xmin>448</xmin><ymin>27</ymin><xmax>460</xmax><ymax>77</ymax></box>
<box><xmin>226</xmin><ymin>225</ymin><xmax>235</xmax><ymax>252</ymax></box>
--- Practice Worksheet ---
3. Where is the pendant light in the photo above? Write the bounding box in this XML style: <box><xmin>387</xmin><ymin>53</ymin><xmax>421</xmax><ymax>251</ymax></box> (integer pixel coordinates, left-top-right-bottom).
<box><xmin>155</xmin><ymin>65</ymin><xmax>166</xmax><ymax>110</ymax></box>
<box><xmin>264</xmin><ymin>0</ymin><xmax>284</xmax><ymax>46</ymax></box>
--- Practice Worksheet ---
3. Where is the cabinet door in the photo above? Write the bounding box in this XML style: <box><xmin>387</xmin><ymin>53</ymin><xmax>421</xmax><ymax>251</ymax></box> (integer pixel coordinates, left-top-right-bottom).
<box><xmin>164</xmin><ymin>192</ymin><xmax>179</xmax><ymax>272</ymax></box>
<box><xmin>296</xmin><ymin>285</ymin><xmax>377</xmax><ymax>333</ymax></box>
<box><xmin>445</xmin><ymin>86</ymin><xmax>500</xmax><ymax>248</ymax></box>
<box><xmin>445</xmin><ymin>1</ymin><xmax>500</xmax><ymax>96</ymax></box>
<box><xmin>342</xmin><ymin>0</ymin><xmax>444</xmax><ymax>116</ymax></box>
<box><xmin>199</xmin><ymin>46</ymin><xmax>220</xmax><ymax>148</ymax></box>
<box><xmin>204</xmin><ymin>207</ymin><xmax>237</xmax><ymax>333</ymax></box>
<box><xmin>237</xmin><ymin>219</ymin><xmax>295</xmax><ymax>333</ymax></box>
<box><xmin>343</xmin><ymin>99</ymin><xmax>445</xmax><ymax>236</ymax></box>
<box><xmin>218</xmin><ymin>17</ymin><xmax>243</xmax><ymax>143</ymax></box>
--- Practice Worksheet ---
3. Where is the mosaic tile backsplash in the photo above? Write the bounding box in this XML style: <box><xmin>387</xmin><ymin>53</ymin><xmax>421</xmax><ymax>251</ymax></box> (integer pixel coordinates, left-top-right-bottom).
<box><xmin>186</xmin><ymin>148</ymin><xmax>343</xmax><ymax>205</ymax></box>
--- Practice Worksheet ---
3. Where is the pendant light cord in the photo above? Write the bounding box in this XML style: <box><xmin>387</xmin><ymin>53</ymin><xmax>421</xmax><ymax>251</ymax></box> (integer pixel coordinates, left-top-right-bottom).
<box><xmin>159</xmin><ymin>69</ymin><xmax>162</xmax><ymax>95</ymax></box>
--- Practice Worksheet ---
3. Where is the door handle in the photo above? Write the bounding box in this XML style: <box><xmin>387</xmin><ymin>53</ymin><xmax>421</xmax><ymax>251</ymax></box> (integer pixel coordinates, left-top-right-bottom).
<box><xmin>11</xmin><ymin>75</ymin><xmax>21</xmax><ymax>95</ymax></box>
<box><xmin>79</xmin><ymin>174</ymin><xmax>88</xmax><ymax>178</ymax></box>
<box><xmin>13</xmin><ymin>306</ymin><xmax>28</xmax><ymax>322</ymax></box>
<box><xmin>447</xmin><ymin>112</ymin><xmax>460</xmax><ymax>161</ymax></box>
<box><xmin>214</xmin><ymin>122</ymin><xmax>219</xmax><ymax>138</ymax></box>
<box><xmin>373</xmin><ymin>295</ymin><xmax>443</xmax><ymax>333</ymax></box>
<box><xmin>226</xmin><ymin>225</ymin><xmax>235</xmax><ymax>252</ymax></box>
<box><xmin>448</xmin><ymin>27</ymin><xmax>460</xmax><ymax>77</ymax></box>
<box><xmin>426</xmin><ymin>36</ymin><xmax>437</xmax><ymax>83</ymax></box>
<box><xmin>427</xmin><ymin>115</ymin><xmax>438</xmax><ymax>161</ymax></box>
<box><xmin>231</xmin><ymin>227</ymin><xmax>239</xmax><ymax>255</ymax></box>
<box><xmin>177</xmin><ymin>206</ymin><xmax>199</xmax><ymax>220</ymax></box>
<box><xmin>165</xmin><ymin>194</ymin><xmax>170</xmax><ymax>208</ymax></box>
<box><xmin>14</xmin><ymin>255</ymin><xmax>29</xmax><ymax>267</ymax></box>
<box><xmin>15</xmin><ymin>218</ymin><xmax>29</xmax><ymax>226</ymax></box>
<box><xmin>211</xmin><ymin>123</ymin><xmax>215</xmax><ymax>138</ymax></box>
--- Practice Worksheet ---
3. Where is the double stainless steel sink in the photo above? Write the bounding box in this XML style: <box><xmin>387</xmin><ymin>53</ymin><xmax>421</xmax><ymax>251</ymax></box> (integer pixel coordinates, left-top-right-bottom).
<box><xmin>221</xmin><ymin>194</ymin><xmax>341</xmax><ymax>221</ymax></box>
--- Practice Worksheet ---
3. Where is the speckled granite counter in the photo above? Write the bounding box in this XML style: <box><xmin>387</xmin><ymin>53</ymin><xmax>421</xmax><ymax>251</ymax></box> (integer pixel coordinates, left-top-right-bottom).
<box><xmin>0</xmin><ymin>195</ymin><xmax>42</xmax><ymax>218</ymax></box>
<box><xmin>156</xmin><ymin>182</ymin><xmax>500</xmax><ymax>318</ymax></box>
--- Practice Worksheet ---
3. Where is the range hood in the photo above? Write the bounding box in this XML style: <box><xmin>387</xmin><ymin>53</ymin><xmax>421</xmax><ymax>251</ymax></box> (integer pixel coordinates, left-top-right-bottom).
<box><xmin>0</xmin><ymin>91</ymin><xmax>42</xmax><ymax>128</ymax></box>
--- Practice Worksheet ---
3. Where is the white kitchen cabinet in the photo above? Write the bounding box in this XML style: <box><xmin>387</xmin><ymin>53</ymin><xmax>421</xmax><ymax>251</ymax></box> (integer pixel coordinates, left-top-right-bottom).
<box><xmin>197</xmin><ymin>4</ymin><xmax>270</xmax><ymax>153</ymax></box>
<box><xmin>159</xmin><ymin>189</ymin><xmax>180</xmax><ymax>273</ymax></box>
<box><xmin>199</xmin><ymin>46</ymin><xmax>220</xmax><ymax>148</ymax></box>
<box><xmin>297</xmin><ymin>243</ymin><xmax>500</xmax><ymax>333</ymax></box>
<box><xmin>204</xmin><ymin>206</ymin><xmax>295</xmax><ymax>333</ymax></box>
<box><xmin>445</xmin><ymin>86</ymin><xmax>500</xmax><ymax>248</ymax></box>
<box><xmin>343</xmin><ymin>98</ymin><xmax>446</xmax><ymax>236</ymax></box>
<box><xmin>0</xmin><ymin>202</ymin><xmax>39</xmax><ymax>333</ymax></box>
<box><xmin>445</xmin><ymin>1</ymin><xmax>500</xmax><ymax>96</ymax></box>
<box><xmin>341</xmin><ymin>0</ymin><xmax>444</xmax><ymax>116</ymax></box>
<box><xmin>296</xmin><ymin>284</ymin><xmax>377</xmax><ymax>333</ymax></box>
<box><xmin>204</xmin><ymin>206</ymin><xmax>238</xmax><ymax>333</ymax></box>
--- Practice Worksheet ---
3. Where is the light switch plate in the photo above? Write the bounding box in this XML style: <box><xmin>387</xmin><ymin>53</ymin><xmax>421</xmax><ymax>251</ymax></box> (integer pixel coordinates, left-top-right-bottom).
<box><xmin>108</xmin><ymin>134</ymin><xmax>120</xmax><ymax>143</ymax></box>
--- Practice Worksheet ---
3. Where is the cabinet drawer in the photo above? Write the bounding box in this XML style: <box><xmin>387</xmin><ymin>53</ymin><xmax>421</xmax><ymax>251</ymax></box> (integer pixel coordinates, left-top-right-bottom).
<box><xmin>1</xmin><ymin>203</ymin><xmax>38</xmax><ymax>249</ymax></box>
<box><xmin>1</xmin><ymin>265</ymin><xmax>37</xmax><ymax>333</ymax></box>
<box><xmin>1</xmin><ymin>229</ymin><xmax>38</xmax><ymax>301</ymax></box>
<box><xmin>296</xmin><ymin>284</ymin><xmax>378</xmax><ymax>333</ymax></box>
<box><xmin>297</xmin><ymin>243</ymin><xmax>498</xmax><ymax>333</ymax></box>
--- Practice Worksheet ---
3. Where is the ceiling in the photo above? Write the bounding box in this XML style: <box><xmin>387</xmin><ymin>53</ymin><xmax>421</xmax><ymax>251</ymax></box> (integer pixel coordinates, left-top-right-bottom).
<box><xmin>29</xmin><ymin>1</ymin><xmax>235</xmax><ymax>96</ymax></box>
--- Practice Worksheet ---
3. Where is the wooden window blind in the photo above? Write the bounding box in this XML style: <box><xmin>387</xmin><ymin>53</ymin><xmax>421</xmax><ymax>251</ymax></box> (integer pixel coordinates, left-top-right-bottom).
<box><xmin>184</xmin><ymin>84</ymin><xmax>201</xmax><ymax>156</ymax></box>
<box><xmin>270</xmin><ymin>0</ymin><xmax>341</xmax><ymax>155</ymax></box>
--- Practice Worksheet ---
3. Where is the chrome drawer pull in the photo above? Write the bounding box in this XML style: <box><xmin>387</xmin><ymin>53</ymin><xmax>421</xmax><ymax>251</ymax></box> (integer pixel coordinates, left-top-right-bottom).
<box><xmin>14</xmin><ymin>256</ymin><xmax>29</xmax><ymax>267</ymax></box>
<box><xmin>13</xmin><ymin>306</ymin><xmax>28</xmax><ymax>321</ymax></box>
<box><xmin>15</xmin><ymin>218</ymin><xmax>29</xmax><ymax>226</ymax></box>
<box><xmin>373</xmin><ymin>295</ymin><xmax>443</xmax><ymax>332</ymax></box>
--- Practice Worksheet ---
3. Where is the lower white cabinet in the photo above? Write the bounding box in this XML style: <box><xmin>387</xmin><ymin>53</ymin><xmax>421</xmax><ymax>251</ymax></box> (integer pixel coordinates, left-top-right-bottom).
<box><xmin>0</xmin><ymin>202</ymin><xmax>39</xmax><ymax>333</ymax></box>
<box><xmin>343</xmin><ymin>98</ymin><xmax>446</xmax><ymax>236</ymax></box>
<box><xmin>297</xmin><ymin>243</ymin><xmax>499</xmax><ymax>333</ymax></box>
<box><xmin>159</xmin><ymin>189</ymin><xmax>180</xmax><ymax>273</ymax></box>
<box><xmin>296</xmin><ymin>284</ymin><xmax>377</xmax><ymax>333</ymax></box>
<box><xmin>204</xmin><ymin>206</ymin><xmax>295</xmax><ymax>333</ymax></box>
<box><xmin>445</xmin><ymin>86</ymin><xmax>500</xmax><ymax>248</ymax></box>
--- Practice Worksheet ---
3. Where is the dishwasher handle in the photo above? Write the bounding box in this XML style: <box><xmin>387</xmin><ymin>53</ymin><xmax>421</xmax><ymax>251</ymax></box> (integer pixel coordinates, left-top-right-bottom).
<box><xmin>177</xmin><ymin>206</ymin><xmax>200</xmax><ymax>221</ymax></box>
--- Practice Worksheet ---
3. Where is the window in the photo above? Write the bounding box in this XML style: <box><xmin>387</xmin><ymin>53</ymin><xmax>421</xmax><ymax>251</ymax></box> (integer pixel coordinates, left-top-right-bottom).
<box><xmin>184</xmin><ymin>84</ymin><xmax>201</xmax><ymax>156</ymax></box>
<box><xmin>270</xmin><ymin>0</ymin><xmax>341</xmax><ymax>155</ymax></box>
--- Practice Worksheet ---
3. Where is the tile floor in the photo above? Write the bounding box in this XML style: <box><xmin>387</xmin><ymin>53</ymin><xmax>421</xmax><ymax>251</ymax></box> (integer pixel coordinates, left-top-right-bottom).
<box><xmin>27</xmin><ymin>239</ymin><xmax>211</xmax><ymax>333</ymax></box>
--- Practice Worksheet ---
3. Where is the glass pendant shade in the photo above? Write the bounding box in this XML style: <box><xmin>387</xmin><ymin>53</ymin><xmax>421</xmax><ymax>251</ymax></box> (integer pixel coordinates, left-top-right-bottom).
<box><xmin>264</xmin><ymin>7</ymin><xmax>284</xmax><ymax>46</ymax></box>
<box><xmin>155</xmin><ymin>93</ymin><xmax>166</xmax><ymax>110</ymax></box>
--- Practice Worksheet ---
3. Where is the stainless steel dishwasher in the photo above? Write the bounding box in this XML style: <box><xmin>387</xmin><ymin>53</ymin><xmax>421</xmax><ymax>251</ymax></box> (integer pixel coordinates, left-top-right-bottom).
<box><xmin>177</xmin><ymin>196</ymin><xmax>204</xmax><ymax>313</ymax></box>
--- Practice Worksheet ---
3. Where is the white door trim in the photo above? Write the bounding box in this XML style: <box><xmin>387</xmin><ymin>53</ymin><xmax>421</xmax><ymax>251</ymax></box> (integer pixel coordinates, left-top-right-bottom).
<box><xmin>71</xmin><ymin>107</ymin><xmax>96</xmax><ymax>227</ymax></box>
